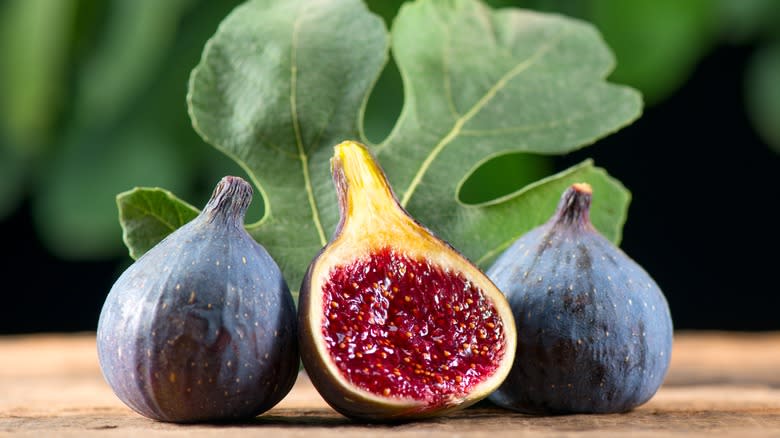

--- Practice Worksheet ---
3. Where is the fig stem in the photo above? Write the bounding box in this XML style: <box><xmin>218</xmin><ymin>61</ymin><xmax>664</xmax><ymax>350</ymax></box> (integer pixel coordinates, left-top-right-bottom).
<box><xmin>203</xmin><ymin>176</ymin><xmax>253</xmax><ymax>226</ymax></box>
<box><xmin>554</xmin><ymin>182</ymin><xmax>593</xmax><ymax>228</ymax></box>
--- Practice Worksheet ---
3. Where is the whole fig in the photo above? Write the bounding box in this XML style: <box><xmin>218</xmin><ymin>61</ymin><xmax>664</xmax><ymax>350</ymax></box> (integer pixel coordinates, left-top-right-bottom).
<box><xmin>97</xmin><ymin>176</ymin><xmax>298</xmax><ymax>423</ymax></box>
<box><xmin>487</xmin><ymin>183</ymin><xmax>672</xmax><ymax>414</ymax></box>
<box><xmin>298</xmin><ymin>141</ymin><xmax>516</xmax><ymax>421</ymax></box>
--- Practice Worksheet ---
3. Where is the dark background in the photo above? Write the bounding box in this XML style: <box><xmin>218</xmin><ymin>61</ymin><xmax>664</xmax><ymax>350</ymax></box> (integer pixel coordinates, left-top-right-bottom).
<box><xmin>1</xmin><ymin>0</ymin><xmax>778</xmax><ymax>334</ymax></box>
<box><xmin>558</xmin><ymin>43</ymin><xmax>780</xmax><ymax>331</ymax></box>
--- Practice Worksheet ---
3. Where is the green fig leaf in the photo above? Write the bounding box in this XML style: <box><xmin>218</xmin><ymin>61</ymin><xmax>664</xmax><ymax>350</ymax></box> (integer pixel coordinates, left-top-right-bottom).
<box><xmin>121</xmin><ymin>0</ymin><xmax>639</xmax><ymax>293</ymax></box>
<box><xmin>187</xmin><ymin>0</ymin><xmax>388</xmax><ymax>288</ymax></box>
<box><xmin>117</xmin><ymin>187</ymin><xmax>199</xmax><ymax>260</ymax></box>
<box><xmin>469</xmin><ymin>159</ymin><xmax>630</xmax><ymax>267</ymax></box>
<box><xmin>376</xmin><ymin>0</ymin><xmax>639</xmax><ymax>261</ymax></box>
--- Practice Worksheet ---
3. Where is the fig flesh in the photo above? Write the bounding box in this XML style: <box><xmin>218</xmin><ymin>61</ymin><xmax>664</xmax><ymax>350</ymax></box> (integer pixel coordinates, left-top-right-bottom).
<box><xmin>487</xmin><ymin>183</ymin><xmax>673</xmax><ymax>414</ymax></box>
<box><xmin>298</xmin><ymin>141</ymin><xmax>516</xmax><ymax>421</ymax></box>
<box><xmin>97</xmin><ymin>176</ymin><xmax>298</xmax><ymax>423</ymax></box>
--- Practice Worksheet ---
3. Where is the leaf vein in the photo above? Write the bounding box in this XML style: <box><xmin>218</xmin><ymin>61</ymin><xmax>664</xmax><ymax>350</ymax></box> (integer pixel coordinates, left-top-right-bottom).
<box><xmin>399</xmin><ymin>29</ymin><xmax>571</xmax><ymax>208</ymax></box>
<box><xmin>475</xmin><ymin>1</ymin><xmax>498</xmax><ymax>48</ymax></box>
<box><xmin>136</xmin><ymin>191</ymin><xmax>180</xmax><ymax>233</ymax></box>
<box><xmin>291</xmin><ymin>13</ymin><xmax>327</xmax><ymax>247</ymax></box>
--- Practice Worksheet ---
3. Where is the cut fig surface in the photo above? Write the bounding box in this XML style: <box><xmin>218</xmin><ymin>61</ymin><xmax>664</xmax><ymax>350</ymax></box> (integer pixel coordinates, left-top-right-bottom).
<box><xmin>298</xmin><ymin>141</ymin><xmax>516</xmax><ymax>421</ymax></box>
<box><xmin>322</xmin><ymin>247</ymin><xmax>506</xmax><ymax>402</ymax></box>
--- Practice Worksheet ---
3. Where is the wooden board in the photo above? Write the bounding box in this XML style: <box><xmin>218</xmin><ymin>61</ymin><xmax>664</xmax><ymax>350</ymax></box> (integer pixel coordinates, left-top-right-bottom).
<box><xmin>1</xmin><ymin>331</ymin><xmax>779</xmax><ymax>437</ymax></box>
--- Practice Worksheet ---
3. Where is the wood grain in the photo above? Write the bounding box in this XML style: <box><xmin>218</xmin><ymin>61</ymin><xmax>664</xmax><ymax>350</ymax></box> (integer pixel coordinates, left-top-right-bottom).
<box><xmin>1</xmin><ymin>331</ymin><xmax>779</xmax><ymax>437</ymax></box>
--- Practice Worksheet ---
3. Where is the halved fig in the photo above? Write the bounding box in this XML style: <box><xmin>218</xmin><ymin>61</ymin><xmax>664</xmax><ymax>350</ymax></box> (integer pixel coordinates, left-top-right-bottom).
<box><xmin>298</xmin><ymin>141</ymin><xmax>516</xmax><ymax>421</ymax></box>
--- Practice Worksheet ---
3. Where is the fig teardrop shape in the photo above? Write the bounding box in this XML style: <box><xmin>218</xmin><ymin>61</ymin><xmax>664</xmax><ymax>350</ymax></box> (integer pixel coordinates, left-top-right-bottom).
<box><xmin>487</xmin><ymin>182</ymin><xmax>673</xmax><ymax>414</ymax></box>
<box><xmin>97</xmin><ymin>176</ymin><xmax>299</xmax><ymax>423</ymax></box>
<box><xmin>298</xmin><ymin>141</ymin><xmax>516</xmax><ymax>421</ymax></box>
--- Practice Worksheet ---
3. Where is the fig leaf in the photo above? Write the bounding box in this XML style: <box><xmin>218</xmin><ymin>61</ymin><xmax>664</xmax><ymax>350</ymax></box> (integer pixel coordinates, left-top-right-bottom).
<box><xmin>119</xmin><ymin>0</ymin><xmax>640</xmax><ymax>294</ymax></box>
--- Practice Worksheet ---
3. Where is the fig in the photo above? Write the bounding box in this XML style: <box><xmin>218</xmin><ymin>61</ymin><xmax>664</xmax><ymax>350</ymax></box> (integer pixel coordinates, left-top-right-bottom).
<box><xmin>298</xmin><ymin>141</ymin><xmax>516</xmax><ymax>421</ymax></box>
<box><xmin>96</xmin><ymin>176</ymin><xmax>298</xmax><ymax>423</ymax></box>
<box><xmin>487</xmin><ymin>182</ymin><xmax>673</xmax><ymax>414</ymax></box>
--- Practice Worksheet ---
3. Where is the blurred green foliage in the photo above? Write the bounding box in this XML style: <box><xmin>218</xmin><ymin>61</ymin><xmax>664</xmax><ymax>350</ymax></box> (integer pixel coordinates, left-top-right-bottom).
<box><xmin>0</xmin><ymin>0</ymin><xmax>247</xmax><ymax>259</ymax></box>
<box><xmin>0</xmin><ymin>0</ymin><xmax>778</xmax><ymax>262</ymax></box>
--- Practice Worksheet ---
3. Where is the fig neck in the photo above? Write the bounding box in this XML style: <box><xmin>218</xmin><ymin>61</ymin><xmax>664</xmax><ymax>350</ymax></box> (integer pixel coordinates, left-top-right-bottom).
<box><xmin>203</xmin><ymin>175</ymin><xmax>252</xmax><ymax>227</ymax></box>
<box><xmin>553</xmin><ymin>182</ymin><xmax>593</xmax><ymax>229</ymax></box>
<box><xmin>331</xmin><ymin>141</ymin><xmax>407</xmax><ymax>234</ymax></box>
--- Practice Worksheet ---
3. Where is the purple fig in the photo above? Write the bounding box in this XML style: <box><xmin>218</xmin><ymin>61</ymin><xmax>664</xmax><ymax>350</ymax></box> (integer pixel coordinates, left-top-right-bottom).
<box><xmin>487</xmin><ymin>182</ymin><xmax>673</xmax><ymax>414</ymax></box>
<box><xmin>97</xmin><ymin>176</ymin><xmax>298</xmax><ymax>423</ymax></box>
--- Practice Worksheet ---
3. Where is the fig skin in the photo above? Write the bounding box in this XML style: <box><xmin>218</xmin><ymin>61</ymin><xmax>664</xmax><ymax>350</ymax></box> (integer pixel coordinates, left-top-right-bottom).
<box><xmin>298</xmin><ymin>141</ymin><xmax>516</xmax><ymax>422</ymax></box>
<box><xmin>97</xmin><ymin>176</ymin><xmax>298</xmax><ymax>423</ymax></box>
<box><xmin>487</xmin><ymin>183</ymin><xmax>673</xmax><ymax>414</ymax></box>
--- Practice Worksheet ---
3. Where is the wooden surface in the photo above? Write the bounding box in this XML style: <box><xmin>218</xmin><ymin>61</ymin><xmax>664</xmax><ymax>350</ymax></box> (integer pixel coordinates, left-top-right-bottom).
<box><xmin>1</xmin><ymin>331</ymin><xmax>779</xmax><ymax>437</ymax></box>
